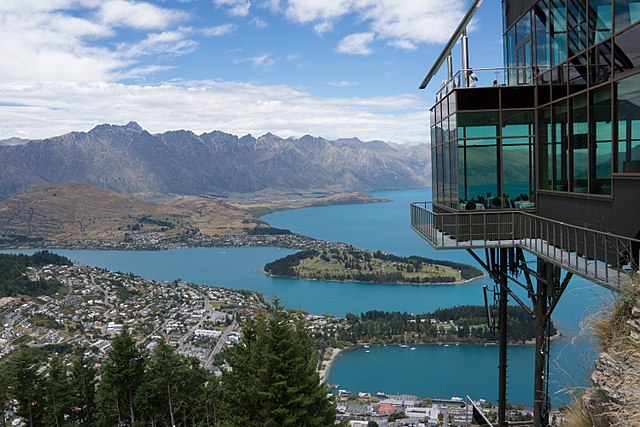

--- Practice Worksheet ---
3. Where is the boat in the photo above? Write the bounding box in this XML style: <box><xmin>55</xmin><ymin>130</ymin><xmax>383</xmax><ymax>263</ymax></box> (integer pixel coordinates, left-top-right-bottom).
<box><xmin>400</xmin><ymin>344</ymin><xmax>408</xmax><ymax>348</ymax></box>
<box><xmin>376</xmin><ymin>392</ymin><xmax>387</xmax><ymax>398</ymax></box>
<box><xmin>365</xmin><ymin>350</ymin><xmax>370</xmax><ymax>353</ymax></box>
<box><xmin>363</xmin><ymin>345</ymin><xmax>370</xmax><ymax>349</ymax></box>
<box><xmin>410</xmin><ymin>347</ymin><xmax>416</xmax><ymax>350</ymax></box>
<box><xmin>444</xmin><ymin>344</ymin><xmax>450</xmax><ymax>347</ymax></box>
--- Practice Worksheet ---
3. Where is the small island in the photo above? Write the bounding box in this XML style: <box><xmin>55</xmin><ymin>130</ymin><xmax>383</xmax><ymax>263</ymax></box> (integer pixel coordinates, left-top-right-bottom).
<box><xmin>264</xmin><ymin>246</ymin><xmax>483</xmax><ymax>284</ymax></box>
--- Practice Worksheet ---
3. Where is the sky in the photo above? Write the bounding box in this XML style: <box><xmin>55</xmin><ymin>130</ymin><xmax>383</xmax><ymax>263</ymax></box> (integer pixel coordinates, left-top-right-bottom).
<box><xmin>0</xmin><ymin>0</ymin><xmax>504</xmax><ymax>143</ymax></box>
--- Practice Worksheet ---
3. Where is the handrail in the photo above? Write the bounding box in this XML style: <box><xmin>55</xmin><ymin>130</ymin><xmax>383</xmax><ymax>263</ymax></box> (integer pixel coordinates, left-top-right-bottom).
<box><xmin>410</xmin><ymin>202</ymin><xmax>640</xmax><ymax>289</ymax></box>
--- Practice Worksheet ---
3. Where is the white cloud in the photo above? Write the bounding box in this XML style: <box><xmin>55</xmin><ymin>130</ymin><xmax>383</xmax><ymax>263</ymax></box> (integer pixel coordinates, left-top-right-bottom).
<box><xmin>336</xmin><ymin>32</ymin><xmax>374</xmax><ymax>55</ymax></box>
<box><xmin>0</xmin><ymin>80</ymin><xmax>428</xmax><ymax>144</ymax></box>
<box><xmin>247</xmin><ymin>53</ymin><xmax>276</xmax><ymax>69</ymax></box>
<box><xmin>0</xmin><ymin>1</ymin><xmax>200</xmax><ymax>83</ymax></box>
<box><xmin>99</xmin><ymin>0</ymin><xmax>188</xmax><ymax>30</ymax></box>
<box><xmin>213</xmin><ymin>0</ymin><xmax>251</xmax><ymax>17</ymax></box>
<box><xmin>280</xmin><ymin>0</ymin><xmax>466</xmax><ymax>49</ymax></box>
<box><xmin>328</xmin><ymin>81</ymin><xmax>358</xmax><ymax>87</ymax></box>
<box><xmin>200</xmin><ymin>24</ymin><xmax>237</xmax><ymax>36</ymax></box>
<box><xmin>251</xmin><ymin>17</ymin><xmax>268</xmax><ymax>28</ymax></box>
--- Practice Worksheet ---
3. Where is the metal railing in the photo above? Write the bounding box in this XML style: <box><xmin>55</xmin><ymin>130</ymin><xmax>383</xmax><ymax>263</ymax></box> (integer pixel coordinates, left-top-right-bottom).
<box><xmin>411</xmin><ymin>202</ymin><xmax>640</xmax><ymax>288</ymax></box>
<box><xmin>435</xmin><ymin>66</ymin><xmax>536</xmax><ymax>101</ymax></box>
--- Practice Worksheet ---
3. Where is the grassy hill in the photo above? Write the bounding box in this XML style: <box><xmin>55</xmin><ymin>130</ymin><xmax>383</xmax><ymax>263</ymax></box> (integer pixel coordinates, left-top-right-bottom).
<box><xmin>264</xmin><ymin>247</ymin><xmax>483</xmax><ymax>284</ymax></box>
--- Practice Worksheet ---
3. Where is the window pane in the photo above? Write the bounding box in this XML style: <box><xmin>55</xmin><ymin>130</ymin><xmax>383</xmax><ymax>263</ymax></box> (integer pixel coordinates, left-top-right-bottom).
<box><xmin>450</xmin><ymin>142</ymin><xmax>459</xmax><ymax>208</ymax></box>
<box><xmin>590</xmin><ymin>85</ymin><xmax>612</xmax><ymax>194</ymax></box>
<box><xmin>589</xmin><ymin>40</ymin><xmax>612</xmax><ymax>85</ymax></box>
<box><xmin>616</xmin><ymin>73</ymin><xmax>640</xmax><ymax>173</ymax></box>
<box><xmin>448</xmin><ymin>114</ymin><xmax>457</xmax><ymax>141</ymax></box>
<box><xmin>614</xmin><ymin>25</ymin><xmax>640</xmax><ymax>76</ymax></box>
<box><xmin>503</xmin><ymin>144</ymin><xmax>535</xmax><ymax>206</ymax></box>
<box><xmin>615</xmin><ymin>0</ymin><xmax>640</xmax><ymax>32</ymax></box>
<box><xmin>458</xmin><ymin>111</ymin><xmax>499</xmax><ymax>138</ymax></box>
<box><xmin>567</xmin><ymin>0</ymin><xmax>588</xmax><ymax>55</ymax></box>
<box><xmin>539</xmin><ymin>106</ymin><xmax>553</xmax><ymax>190</ymax></box>
<box><xmin>589</xmin><ymin>0</ymin><xmax>613</xmax><ymax>43</ymax></box>
<box><xmin>534</xmin><ymin>1</ymin><xmax>551</xmax><ymax>72</ymax></box>
<box><xmin>461</xmin><ymin>145</ymin><xmax>499</xmax><ymax>207</ymax></box>
<box><xmin>502</xmin><ymin>110</ymin><xmax>534</xmax><ymax>136</ymax></box>
<box><xmin>571</xmin><ymin>94</ymin><xmax>589</xmax><ymax>192</ymax></box>
<box><xmin>553</xmin><ymin>100</ymin><xmax>570</xmax><ymax>191</ymax></box>
<box><xmin>436</xmin><ymin>145</ymin><xmax>444</xmax><ymax>203</ymax></box>
<box><xmin>550</xmin><ymin>0</ymin><xmax>568</xmax><ymax>66</ymax></box>
<box><xmin>443</xmin><ymin>141</ymin><xmax>451</xmax><ymax>206</ymax></box>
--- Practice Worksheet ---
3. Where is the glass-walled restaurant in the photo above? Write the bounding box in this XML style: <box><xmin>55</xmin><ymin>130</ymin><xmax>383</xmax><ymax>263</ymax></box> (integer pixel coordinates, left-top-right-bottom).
<box><xmin>431</xmin><ymin>87</ymin><xmax>536</xmax><ymax>211</ymax></box>
<box><xmin>431</xmin><ymin>0</ymin><xmax>640</xmax><ymax>212</ymax></box>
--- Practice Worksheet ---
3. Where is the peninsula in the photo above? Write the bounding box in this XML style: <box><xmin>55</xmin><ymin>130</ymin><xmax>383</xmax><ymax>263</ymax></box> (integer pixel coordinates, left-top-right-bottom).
<box><xmin>264</xmin><ymin>247</ymin><xmax>483</xmax><ymax>284</ymax></box>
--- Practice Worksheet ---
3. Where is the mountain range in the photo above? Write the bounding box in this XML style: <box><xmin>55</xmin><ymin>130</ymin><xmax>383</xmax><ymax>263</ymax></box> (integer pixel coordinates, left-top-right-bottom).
<box><xmin>0</xmin><ymin>122</ymin><xmax>430</xmax><ymax>201</ymax></box>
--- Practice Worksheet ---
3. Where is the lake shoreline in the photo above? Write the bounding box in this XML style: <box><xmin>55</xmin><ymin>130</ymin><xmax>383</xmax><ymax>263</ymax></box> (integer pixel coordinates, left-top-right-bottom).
<box><xmin>265</xmin><ymin>271</ymin><xmax>486</xmax><ymax>286</ymax></box>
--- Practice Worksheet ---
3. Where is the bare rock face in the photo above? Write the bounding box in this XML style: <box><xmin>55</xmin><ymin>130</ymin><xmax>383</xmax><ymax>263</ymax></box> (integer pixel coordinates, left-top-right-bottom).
<box><xmin>582</xmin><ymin>300</ymin><xmax>640</xmax><ymax>427</ymax></box>
<box><xmin>0</xmin><ymin>123</ymin><xmax>430</xmax><ymax>200</ymax></box>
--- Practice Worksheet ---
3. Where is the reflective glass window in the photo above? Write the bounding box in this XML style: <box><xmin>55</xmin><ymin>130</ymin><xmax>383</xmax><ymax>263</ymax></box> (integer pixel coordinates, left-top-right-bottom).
<box><xmin>459</xmin><ymin>144</ymin><xmax>499</xmax><ymax>207</ymax></box>
<box><xmin>458</xmin><ymin>111</ymin><xmax>499</xmax><ymax>138</ymax></box>
<box><xmin>450</xmin><ymin>142</ymin><xmax>459</xmax><ymax>208</ymax></box>
<box><xmin>571</xmin><ymin>93</ymin><xmax>589</xmax><ymax>192</ymax></box>
<box><xmin>507</xmin><ymin>26</ymin><xmax>518</xmax><ymax>85</ymax></box>
<box><xmin>539</xmin><ymin>106</ymin><xmax>553</xmax><ymax>190</ymax></box>
<box><xmin>430</xmin><ymin>108</ymin><xmax>435</xmax><ymax>127</ymax></box>
<box><xmin>568</xmin><ymin>53</ymin><xmax>588</xmax><ymax>93</ymax></box>
<box><xmin>616</xmin><ymin>73</ymin><xmax>640</xmax><ymax>173</ymax></box>
<box><xmin>553</xmin><ymin>100</ymin><xmax>570</xmax><ymax>191</ymax></box>
<box><xmin>503</xmin><ymin>143</ymin><xmax>535</xmax><ymax>204</ymax></box>
<box><xmin>568</xmin><ymin>0</ymin><xmax>588</xmax><ymax>55</ymax></box>
<box><xmin>443</xmin><ymin>141</ymin><xmax>451</xmax><ymax>206</ymax></box>
<box><xmin>589</xmin><ymin>0</ymin><xmax>613</xmax><ymax>43</ymax></box>
<box><xmin>614</xmin><ymin>25</ymin><xmax>640</xmax><ymax>77</ymax></box>
<box><xmin>502</xmin><ymin>110</ymin><xmax>535</xmax><ymax>136</ymax></box>
<box><xmin>448</xmin><ymin>114</ymin><xmax>457</xmax><ymax>141</ymax></box>
<box><xmin>534</xmin><ymin>1</ymin><xmax>551</xmax><ymax>72</ymax></box>
<box><xmin>550</xmin><ymin>0</ymin><xmax>568</xmax><ymax>66</ymax></box>
<box><xmin>615</xmin><ymin>0</ymin><xmax>640</xmax><ymax>32</ymax></box>
<box><xmin>436</xmin><ymin>145</ymin><xmax>444</xmax><ymax>203</ymax></box>
<box><xmin>589</xmin><ymin>40</ymin><xmax>612</xmax><ymax>85</ymax></box>
<box><xmin>590</xmin><ymin>85</ymin><xmax>612</xmax><ymax>194</ymax></box>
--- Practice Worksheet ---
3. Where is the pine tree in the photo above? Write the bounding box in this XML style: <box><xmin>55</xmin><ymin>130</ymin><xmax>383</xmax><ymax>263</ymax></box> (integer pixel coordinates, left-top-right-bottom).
<box><xmin>97</xmin><ymin>327</ymin><xmax>145</xmax><ymax>426</ymax></box>
<box><xmin>69</xmin><ymin>356</ymin><xmax>96</xmax><ymax>425</ymax></box>
<box><xmin>221</xmin><ymin>301</ymin><xmax>335</xmax><ymax>426</ymax></box>
<box><xmin>5</xmin><ymin>349</ymin><xmax>44</xmax><ymax>426</ymax></box>
<box><xmin>43</xmin><ymin>356</ymin><xmax>72</xmax><ymax>427</ymax></box>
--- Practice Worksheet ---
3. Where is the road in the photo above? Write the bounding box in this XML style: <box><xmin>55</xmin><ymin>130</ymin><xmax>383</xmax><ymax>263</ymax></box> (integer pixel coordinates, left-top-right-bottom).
<box><xmin>204</xmin><ymin>320</ymin><xmax>237</xmax><ymax>369</ymax></box>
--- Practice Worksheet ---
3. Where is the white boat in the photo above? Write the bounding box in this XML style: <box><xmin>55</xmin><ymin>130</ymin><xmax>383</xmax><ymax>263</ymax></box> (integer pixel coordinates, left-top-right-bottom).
<box><xmin>400</xmin><ymin>344</ymin><xmax>408</xmax><ymax>348</ymax></box>
<box><xmin>410</xmin><ymin>347</ymin><xmax>416</xmax><ymax>350</ymax></box>
<box><xmin>444</xmin><ymin>344</ymin><xmax>450</xmax><ymax>347</ymax></box>
<box><xmin>363</xmin><ymin>345</ymin><xmax>370</xmax><ymax>349</ymax></box>
<box><xmin>365</xmin><ymin>350</ymin><xmax>370</xmax><ymax>353</ymax></box>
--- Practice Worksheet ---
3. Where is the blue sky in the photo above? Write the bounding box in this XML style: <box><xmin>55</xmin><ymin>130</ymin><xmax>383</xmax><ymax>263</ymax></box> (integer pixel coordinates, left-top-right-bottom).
<box><xmin>0</xmin><ymin>0</ymin><xmax>503</xmax><ymax>142</ymax></box>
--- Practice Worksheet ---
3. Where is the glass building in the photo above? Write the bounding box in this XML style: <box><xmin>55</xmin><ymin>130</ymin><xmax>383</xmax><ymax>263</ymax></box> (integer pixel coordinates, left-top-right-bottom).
<box><xmin>430</xmin><ymin>0</ymin><xmax>640</xmax><ymax>240</ymax></box>
<box><xmin>416</xmin><ymin>2</ymin><xmax>640</xmax><ymax>426</ymax></box>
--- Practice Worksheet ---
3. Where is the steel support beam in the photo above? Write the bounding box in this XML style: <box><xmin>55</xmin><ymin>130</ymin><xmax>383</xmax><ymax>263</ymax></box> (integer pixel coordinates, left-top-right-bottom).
<box><xmin>498</xmin><ymin>248</ymin><xmax>509</xmax><ymax>427</ymax></box>
<box><xmin>533</xmin><ymin>259</ymin><xmax>551</xmax><ymax>427</ymax></box>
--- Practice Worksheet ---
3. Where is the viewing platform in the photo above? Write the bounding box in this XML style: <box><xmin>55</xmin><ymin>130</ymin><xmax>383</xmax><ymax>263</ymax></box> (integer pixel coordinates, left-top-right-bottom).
<box><xmin>411</xmin><ymin>202</ymin><xmax>639</xmax><ymax>290</ymax></box>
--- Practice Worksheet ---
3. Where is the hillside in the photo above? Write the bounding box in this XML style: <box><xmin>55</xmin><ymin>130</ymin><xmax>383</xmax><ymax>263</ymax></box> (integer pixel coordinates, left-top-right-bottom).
<box><xmin>264</xmin><ymin>247</ymin><xmax>483</xmax><ymax>284</ymax></box>
<box><xmin>0</xmin><ymin>182</ymin><xmax>265</xmax><ymax>245</ymax></box>
<box><xmin>0</xmin><ymin>122</ymin><xmax>430</xmax><ymax>200</ymax></box>
<box><xmin>0</xmin><ymin>182</ymin><xmax>384</xmax><ymax>247</ymax></box>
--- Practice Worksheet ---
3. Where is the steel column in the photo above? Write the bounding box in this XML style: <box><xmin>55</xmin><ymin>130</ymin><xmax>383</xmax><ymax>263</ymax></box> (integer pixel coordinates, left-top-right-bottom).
<box><xmin>533</xmin><ymin>259</ymin><xmax>551</xmax><ymax>427</ymax></box>
<box><xmin>498</xmin><ymin>248</ymin><xmax>508</xmax><ymax>427</ymax></box>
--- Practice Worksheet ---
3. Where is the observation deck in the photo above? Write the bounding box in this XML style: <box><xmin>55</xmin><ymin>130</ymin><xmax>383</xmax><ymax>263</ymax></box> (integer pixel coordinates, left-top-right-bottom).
<box><xmin>411</xmin><ymin>202</ymin><xmax>639</xmax><ymax>290</ymax></box>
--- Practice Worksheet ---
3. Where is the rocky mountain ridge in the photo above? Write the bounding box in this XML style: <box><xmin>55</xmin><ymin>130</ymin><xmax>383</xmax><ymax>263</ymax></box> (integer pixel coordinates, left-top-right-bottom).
<box><xmin>0</xmin><ymin>122</ymin><xmax>430</xmax><ymax>200</ymax></box>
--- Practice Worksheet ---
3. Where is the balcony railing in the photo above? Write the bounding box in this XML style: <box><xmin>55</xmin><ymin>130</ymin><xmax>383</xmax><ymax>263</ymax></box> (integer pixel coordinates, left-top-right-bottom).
<box><xmin>411</xmin><ymin>202</ymin><xmax>640</xmax><ymax>289</ymax></box>
<box><xmin>435</xmin><ymin>66</ymin><xmax>536</xmax><ymax>101</ymax></box>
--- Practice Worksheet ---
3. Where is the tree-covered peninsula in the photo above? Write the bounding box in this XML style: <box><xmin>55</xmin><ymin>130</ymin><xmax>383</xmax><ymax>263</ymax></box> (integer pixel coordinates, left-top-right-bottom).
<box><xmin>264</xmin><ymin>247</ymin><xmax>483</xmax><ymax>284</ymax></box>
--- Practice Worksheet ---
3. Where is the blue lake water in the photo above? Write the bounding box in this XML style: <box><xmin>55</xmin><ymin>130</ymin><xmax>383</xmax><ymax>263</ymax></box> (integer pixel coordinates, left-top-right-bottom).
<box><xmin>3</xmin><ymin>188</ymin><xmax>610</xmax><ymax>406</ymax></box>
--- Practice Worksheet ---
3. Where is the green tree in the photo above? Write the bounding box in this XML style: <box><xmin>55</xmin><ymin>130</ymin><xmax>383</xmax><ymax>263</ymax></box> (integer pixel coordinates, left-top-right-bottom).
<box><xmin>69</xmin><ymin>356</ymin><xmax>96</xmax><ymax>425</ymax></box>
<box><xmin>44</xmin><ymin>356</ymin><xmax>72</xmax><ymax>427</ymax></box>
<box><xmin>221</xmin><ymin>302</ymin><xmax>335</xmax><ymax>426</ymax></box>
<box><xmin>97</xmin><ymin>327</ymin><xmax>145</xmax><ymax>426</ymax></box>
<box><xmin>5</xmin><ymin>349</ymin><xmax>44</xmax><ymax>426</ymax></box>
<box><xmin>0</xmin><ymin>368</ymin><xmax>10</xmax><ymax>427</ymax></box>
